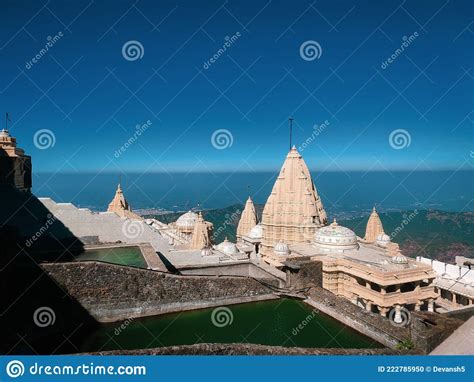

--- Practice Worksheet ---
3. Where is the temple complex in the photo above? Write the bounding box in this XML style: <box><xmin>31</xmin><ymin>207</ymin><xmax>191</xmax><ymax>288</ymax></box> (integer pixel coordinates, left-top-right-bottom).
<box><xmin>0</xmin><ymin>128</ymin><xmax>31</xmax><ymax>192</ymax></box>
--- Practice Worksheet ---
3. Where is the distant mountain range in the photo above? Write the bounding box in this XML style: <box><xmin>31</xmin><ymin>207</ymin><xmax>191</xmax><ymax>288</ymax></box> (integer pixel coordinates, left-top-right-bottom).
<box><xmin>148</xmin><ymin>207</ymin><xmax>473</xmax><ymax>262</ymax></box>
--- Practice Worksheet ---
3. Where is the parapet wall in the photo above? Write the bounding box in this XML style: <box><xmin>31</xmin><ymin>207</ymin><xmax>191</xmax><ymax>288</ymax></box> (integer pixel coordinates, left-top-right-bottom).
<box><xmin>41</xmin><ymin>262</ymin><xmax>277</xmax><ymax>322</ymax></box>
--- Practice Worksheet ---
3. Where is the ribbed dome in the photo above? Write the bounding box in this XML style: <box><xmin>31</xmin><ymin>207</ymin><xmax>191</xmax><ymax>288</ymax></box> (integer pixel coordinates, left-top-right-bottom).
<box><xmin>376</xmin><ymin>233</ymin><xmax>391</xmax><ymax>247</ymax></box>
<box><xmin>391</xmin><ymin>254</ymin><xmax>408</xmax><ymax>264</ymax></box>
<box><xmin>248</xmin><ymin>223</ymin><xmax>263</xmax><ymax>239</ymax></box>
<box><xmin>274</xmin><ymin>241</ymin><xmax>290</xmax><ymax>256</ymax></box>
<box><xmin>176</xmin><ymin>211</ymin><xmax>198</xmax><ymax>228</ymax></box>
<box><xmin>216</xmin><ymin>238</ymin><xmax>238</xmax><ymax>255</ymax></box>
<box><xmin>313</xmin><ymin>219</ymin><xmax>358</xmax><ymax>253</ymax></box>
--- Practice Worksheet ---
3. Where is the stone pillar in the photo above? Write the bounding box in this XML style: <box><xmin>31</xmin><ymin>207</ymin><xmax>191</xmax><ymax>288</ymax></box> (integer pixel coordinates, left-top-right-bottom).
<box><xmin>451</xmin><ymin>293</ymin><xmax>457</xmax><ymax>306</ymax></box>
<box><xmin>428</xmin><ymin>299</ymin><xmax>434</xmax><ymax>312</ymax></box>
<box><xmin>365</xmin><ymin>281</ymin><xmax>371</xmax><ymax>289</ymax></box>
<box><xmin>415</xmin><ymin>282</ymin><xmax>420</xmax><ymax>291</ymax></box>
<box><xmin>394</xmin><ymin>305</ymin><xmax>402</xmax><ymax>324</ymax></box>
<box><xmin>396</xmin><ymin>284</ymin><xmax>401</xmax><ymax>293</ymax></box>
<box><xmin>381</xmin><ymin>287</ymin><xmax>386</xmax><ymax>295</ymax></box>
<box><xmin>366</xmin><ymin>301</ymin><xmax>372</xmax><ymax>312</ymax></box>
<box><xmin>379</xmin><ymin>307</ymin><xmax>388</xmax><ymax>317</ymax></box>
<box><xmin>414</xmin><ymin>301</ymin><xmax>421</xmax><ymax>311</ymax></box>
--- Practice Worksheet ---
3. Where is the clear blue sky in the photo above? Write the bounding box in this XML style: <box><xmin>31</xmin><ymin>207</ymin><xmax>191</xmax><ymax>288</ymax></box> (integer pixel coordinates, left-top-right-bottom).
<box><xmin>0</xmin><ymin>0</ymin><xmax>472</xmax><ymax>172</ymax></box>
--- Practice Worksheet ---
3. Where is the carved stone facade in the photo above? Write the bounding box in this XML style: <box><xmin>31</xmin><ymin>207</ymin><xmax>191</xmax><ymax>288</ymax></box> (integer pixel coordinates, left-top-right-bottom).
<box><xmin>236</xmin><ymin>196</ymin><xmax>258</xmax><ymax>239</ymax></box>
<box><xmin>260</xmin><ymin>146</ymin><xmax>327</xmax><ymax>256</ymax></box>
<box><xmin>0</xmin><ymin>129</ymin><xmax>32</xmax><ymax>192</ymax></box>
<box><xmin>365</xmin><ymin>207</ymin><xmax>384</xmax><ymax>242</ymax></box>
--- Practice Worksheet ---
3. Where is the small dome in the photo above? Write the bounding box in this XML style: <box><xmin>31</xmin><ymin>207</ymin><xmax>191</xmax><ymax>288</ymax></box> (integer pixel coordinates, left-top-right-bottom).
<box><xmin>176</xmin><ymin>211</ymin><xmax>198</xmax><ymax>229</ymax></box>
<box><xmin>274</xmin><ymin>241</ymin><xmax>290</xmax><ymax>256</ymax></box>
<box><xmin>216</xmin><ymin>238</ymin><xmax>238</xmax><ymax>255</ymax></box>
<box><xmin>0</xmin><ymin>129</ymin><xmax>10</xmax><ymax>138</ymax></box>
<box><xmin>201</xmin><ymin>247</ymin><xmax>213</xmax><ymax>256</ymax></box>
<box><xmin>391</xmin><ymin>254</ymin><xmax>408</xmax><ymax>264</ymax></box>
<box><xmin>248</xmin><ymin>223</ymin><xmax>263</xmax><ymax>239</ymax></box>
<box><xmin>313</xmin><ymin>219</ymin><xmax>358</xmax><ymax>253</ymax></box>
<box><xmin>376</xmin><ymin>233</ymin><xmax>391</xmax><ymax>247</ymax></box>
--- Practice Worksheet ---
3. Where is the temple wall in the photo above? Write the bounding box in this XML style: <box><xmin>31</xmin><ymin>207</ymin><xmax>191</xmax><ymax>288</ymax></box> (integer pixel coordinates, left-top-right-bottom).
<box><xmin>41</xmin><ymin>262</ymin><xmax>278</xmax><ymax>322</ymax></box>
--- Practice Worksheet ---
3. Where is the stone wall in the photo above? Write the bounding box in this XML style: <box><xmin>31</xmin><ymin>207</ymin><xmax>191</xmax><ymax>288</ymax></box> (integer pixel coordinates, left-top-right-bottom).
<box><xmin>41</xmin><ymin>262</ymin><xmax>277</xmax><ymax>322</ymax></box>
<box><xmin>90</xmin><ymin>343</ymin><xmax>404</xmax><ymax>355</ymax></box>
<box><xmin>284</xmin><ymin>258</ymin><xmax>323</xmax><ymax>289</ymax></box>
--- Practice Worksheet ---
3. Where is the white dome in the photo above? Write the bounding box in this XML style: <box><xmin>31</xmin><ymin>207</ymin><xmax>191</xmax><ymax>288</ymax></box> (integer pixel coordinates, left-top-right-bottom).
<box><xmin>0</xmin><ymin>129</ymin><xmax>10</xmax><ymax>138</ymax></box>
<box><xmin>313</xmin><ymin>219</ymin><xmax>358</xmax><ymax>253</ymax></box>
<box><xmin>201</xmin><ymin>247</ymin><xmax>213</xmax><ymax>256</ymax></box>
<box><xmin>216</xmin><ymin>238</ymin><xmax>238</xmax><ymax>255</ymax></box>
<box><xmin>274</xmin><ymin>241</ymin><xmax>290</xmax><ymax>256</ymax></box>
<box><xmin>248</xmin><ymin>223</ymin><xmax>263</xmax><ymax>239</ymax></box>
<box><xmin>176</xmin><ymin>211</ymin><xmax>198</xmax><ymax>229</ymax></box>
<box><xmin>391</xmin><ymin>254</ymin><xmax>408</xmax><ymax>264</ymax></box>
<box><xmin>376</xmin><ymin>233</ymin><xmax>391</xmax><ymax>247</ymax></box>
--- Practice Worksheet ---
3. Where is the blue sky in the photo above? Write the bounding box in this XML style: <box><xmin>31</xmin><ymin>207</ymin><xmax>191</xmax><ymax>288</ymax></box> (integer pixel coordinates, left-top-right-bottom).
<box><xmin>0</xmin><ymin>0</ymin><xmax>472</xmax><ymax>172</ymax></box>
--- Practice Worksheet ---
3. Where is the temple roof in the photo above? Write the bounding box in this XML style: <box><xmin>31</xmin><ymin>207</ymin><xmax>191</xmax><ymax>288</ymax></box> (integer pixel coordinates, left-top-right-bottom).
<box><xmin>237</xmin><ymin>196</ymin><xmax>258</xmax><ymax>238</ymax></box>
<box><xmin>365</xmin><ymin>206</ymin><xmax>385</xmax><ymax>242</ymax></box>
<box><xmin>190</xmin><ymin>212</ymin><xmax>211</xmax><ymax>250</ymax></box>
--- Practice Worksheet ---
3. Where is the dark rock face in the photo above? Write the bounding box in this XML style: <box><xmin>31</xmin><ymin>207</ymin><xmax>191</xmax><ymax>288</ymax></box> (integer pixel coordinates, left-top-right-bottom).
<box><xmin>42</xmin><ymin>262</ymin><xmax>276</xmax><ymax>322</ymax></box>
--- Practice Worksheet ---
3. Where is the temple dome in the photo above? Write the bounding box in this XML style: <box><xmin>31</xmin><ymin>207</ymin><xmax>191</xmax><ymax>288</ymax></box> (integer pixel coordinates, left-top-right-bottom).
<box><xmin>0</xmin><ymin>129</ymin><xmax>10</xmax><ymax>138</ymax></box>
<box><xmin>376</xmin><ymin>233</ymin><xmax>391</xmax><ymax>247</ymax></box>
<box><xmin>216</xmin><ymin>238</ymin><xmax>238</xmax><ymax>255</ymax></box>
<box><xmin>391</xmin><ymin>254</ymin><xmax>408</xmax><ymax>264</ymax></box>
<box><xmin>274</xmin><ymin>241</ymin><xmax>290</xmax><ymax>256</ymax></box>
<box><xmin>248</xmin><ymin>223</ymin><xmax>263</xmax><ymax>239</ymax></box>
<box><xmin>313</xmin><ymin>219</ymin><xmax>358</xmax><ymax>253</ymax></box>
<box><xmin>176</xmin><ymin>211</ymin><xmax>198</xmax><ymax>229</ymax></box>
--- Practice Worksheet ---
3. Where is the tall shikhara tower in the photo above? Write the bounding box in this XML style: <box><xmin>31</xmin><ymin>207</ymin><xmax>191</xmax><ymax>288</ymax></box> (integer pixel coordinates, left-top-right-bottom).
<box><xmin>236</xmin><ymin>196</ymin><xmax>258</xmax><ymax>239</ymax></box>
<box><xmin>260</xmin><ymin>146</ymin><xmax>327</xmax><ymax>255</ymax></box>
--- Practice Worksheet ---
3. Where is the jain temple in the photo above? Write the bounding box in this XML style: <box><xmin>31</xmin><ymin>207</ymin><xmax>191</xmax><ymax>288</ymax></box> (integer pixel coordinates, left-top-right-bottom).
<box><xmin>1</xmin><ymin>128</ymin><xmax>473</xmax><ymax>355</ymax></box>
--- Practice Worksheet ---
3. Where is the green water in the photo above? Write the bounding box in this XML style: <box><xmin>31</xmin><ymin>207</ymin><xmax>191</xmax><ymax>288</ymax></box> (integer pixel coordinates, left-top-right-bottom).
<box><xmin>79</xmin><ymin>299</ymin><xmax>382</xmax><ymax>352</ymax></box>
<box><xmin>75</xmin><ymin>247</ymin><xmax>147</xmax><ymax>268</ymax></box>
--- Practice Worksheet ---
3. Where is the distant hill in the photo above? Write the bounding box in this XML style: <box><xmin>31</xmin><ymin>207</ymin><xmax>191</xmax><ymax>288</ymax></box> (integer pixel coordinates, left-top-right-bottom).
<box><xmin>148</xmin><ymin>208</ymin><xmax>474</xmax><ymax>262</ymax></box>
